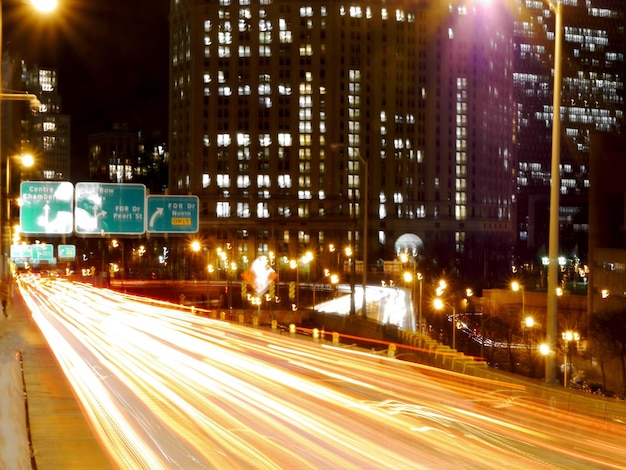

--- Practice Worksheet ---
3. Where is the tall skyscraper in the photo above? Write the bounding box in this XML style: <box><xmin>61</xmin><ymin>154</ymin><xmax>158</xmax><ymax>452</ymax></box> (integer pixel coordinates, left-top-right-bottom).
<box><xmin>513</xmin><ymin>0</ymin><xmax>625</xmax><ymax>263</ymax></box>
<box><xmin>23</xmin><ymin>64</ymin><xmax>72</xmax><ymax>181</ymax></box>
<box><xmin>168</xmin><ymin>0</ymin><xmax>518</xmax><ymax>283</ymax></box>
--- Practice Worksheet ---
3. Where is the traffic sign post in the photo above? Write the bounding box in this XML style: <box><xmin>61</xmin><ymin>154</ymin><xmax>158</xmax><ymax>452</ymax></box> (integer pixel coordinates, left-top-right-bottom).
<box><xmin>146</xmin><ymin>195</ymin><xmax>199</xmax><ymax>233</ymax></box>
<box><xmin>20</xmin><ymin>181</ymin><xmax>202</xmax><ymax>237</ymax></box>
<box><xmin>75</xmin><ymin>183</ymin><xmax>146</xmax><ymax>235</ymax></box>
<box><xmin>10</xmin><ymin>244</ymin><xmax>32</xmax><ymax>261</ymax></box>
<box><xmin>20</xmin><ymin>181</ymin><xmax>74</xmax><ymax>234</ymax></box>
<box><xmin>31</xmin><ymin>244</ymin><xmax>54</xmax><ymax>262</ymax></box>
<box><xmin>58</xmin><ymin>244</ymin><xmax>76</xmax><ymax>260</ymax></box>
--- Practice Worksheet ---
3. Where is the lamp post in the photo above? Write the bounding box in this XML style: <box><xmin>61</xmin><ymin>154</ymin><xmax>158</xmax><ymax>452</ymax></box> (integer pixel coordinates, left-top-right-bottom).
<box><xmin>511</xmin><ymin>280</ymin><xmax>525</xmax><ymax>316</ymax></box>
<box><xmin>402</xmin><ymin>270</ymin><xmax>415</xmax><ymax>330</ymax></box>
<box><xmin>434</xmin><ymin>295</ymin><xmax>456</xmax><ymax>350</ymax></box>
<box><xmin>0</xmin><ymin>0</ymin><xmax>57</xmax><ymax>283</ymax></box>
<box><xmin>433</xmin><ymin>280</ymin><xmax>458</xmax><ymax>350</ymax></box>
<box><xmin>345</xmin><ymin>246</ymin><xmax>356</xmax><ymax>316</ymax></box>
<box><xmin>561</xmin><ymin>330</ymin><xmax>579</xmax><ymax>389</ymax></box>
<box><xmin>291</xmin><ymin>251</ymin><xmax>312</xmax><ymax>309</ymax></box>
<box><xmin>417</xmin><ymin>272</ymin><xmax>423</xmax><ymax>333</ymax></box>
<box><xmin>191</xmin><ymin>240</ymin><xmax>212</xmax><ymax>306</ymax></box>
<box><xmin>540</xmin><ymin>329</ymin><xmax>578</xmax><ymax>389</ymax></box>
<box><xmin>111</xmin><ymin>239</ymin><xmax>125</xmax><ymax>289</ymax></box>
<box><xmin>356</xmin><ymin>153</ymin><xmax>368</xmax><ymax>320</ymax></box>
<box><xmin>2</xmin><ymin>153</ymin><xmax>34</xmax><ymax>281</ymax></box>
<box><xmin>544</xmin><ymin>0</ymin><xmax>564</xmax><ymax>386</ymax></box>
<box><xmin>523</xmin><ymin>315</ymin><xmax>535</xmax><ymax>346</ymax></box>
<box><xmin>401</xmin><ymin>254</ymin><xmax>422</xmax><ymax>333</ymax></box>
<box><xmin>331</xmin><ymin>143</ymin><xmax>367</xmax><ymax>319</ymax></box>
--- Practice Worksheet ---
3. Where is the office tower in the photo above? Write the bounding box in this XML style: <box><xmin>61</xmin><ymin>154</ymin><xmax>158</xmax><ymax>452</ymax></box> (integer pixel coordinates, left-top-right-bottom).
<box><xmin>513</xmin><ymin>0</ymin><xmax>625</xmax><ymax>263</ymax></box>
<box><xmin>23</xmin><ymin>64</ymin><xmax>71</xmax><ymax>180</ymax></box>
<box><xmin>169</xmin><ymin>0</ymin><xmax>516</xmax><ymax>283</ymax></box>
<box><xmin>135</xmin><ymin>131</ymin><xmax>169</xmax><ymax>195</ymax></box>
<box><xmin>88</xmin><ymin>123</ymin><xmax>138</xmax><ymax>183</ymax></box>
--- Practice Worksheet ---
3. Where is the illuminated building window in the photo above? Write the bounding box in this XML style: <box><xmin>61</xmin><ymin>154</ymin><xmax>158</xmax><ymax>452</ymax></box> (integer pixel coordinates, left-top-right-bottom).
<box><xmin>237</xmin><ymin>202</ymin><xmax>250</xmax><ymax>217</ymax></box>
<box><xmin>257</xmin><ymin>202</ymin><xmax>270</xmax><ymax>218</ymax></box>
<box><xmin>276</xmin><ymin>134</ymin><xmax>294</xmax><ymax>148</ymax></box>
<box><xmin>258</xmin><ymin>175</ymin><xmax>270</xmax><ymax>187</ymax></box>
<box><xmin>217</xmin><ymin>174</ymin><xmax>230</xmax><ymax>188</ymax></box>
<box><xmin>278</xmin><ymin>205</ymin><xmax>291</xmax><ymax>217</ymax></box>
<box><xmin>218</xmin><ymin>85</ymin><xmax>231</xmax><ymax>96</ymax></box>
<box><xmin>217</xmin><ymin>202</ymin><xmax>231</xmax><ymax>218</ymax></box>
<box><xmin>278</xmin><ymin>174</ymin><xmax>292</xmax><ymax>189</ymax></box>
<box><xmin>237</xmin><ymin>175</ymin><xmax>250</xmax><ymax>188</ymax></box>
<box><xmin>259</xmin><ymin>134</ymin><xmax>271</xmax><ymax>147</ymax></box>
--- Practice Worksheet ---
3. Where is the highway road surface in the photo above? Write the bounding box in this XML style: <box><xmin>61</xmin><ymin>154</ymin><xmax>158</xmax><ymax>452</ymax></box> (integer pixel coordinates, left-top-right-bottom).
<box><xmin>18</xmin><ymin>274</ymin><xmax>626</xmax><ymax>469</ymax></box>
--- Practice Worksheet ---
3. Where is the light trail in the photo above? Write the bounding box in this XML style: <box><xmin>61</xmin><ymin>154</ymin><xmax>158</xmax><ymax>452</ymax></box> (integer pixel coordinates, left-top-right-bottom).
<box><xmin>18</xmin><ymin>275</ymin><xmax>626</xmax><ymax>469</ymax></box>
<box><xmin>316</xmin><ymin>284</ymin><xmax>415</xmax><ymax>331</ymax></box>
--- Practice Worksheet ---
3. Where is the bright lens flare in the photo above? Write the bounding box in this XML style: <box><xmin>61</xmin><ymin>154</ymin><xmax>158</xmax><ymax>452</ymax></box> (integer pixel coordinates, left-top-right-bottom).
<box><xmin>30</xmin><ymin>0</ymin><xmax>58</xmax><ymax>13</ymax></box>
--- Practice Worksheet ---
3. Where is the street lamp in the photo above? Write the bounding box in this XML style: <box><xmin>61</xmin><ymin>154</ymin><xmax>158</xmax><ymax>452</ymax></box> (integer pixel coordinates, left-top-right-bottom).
<box><xmin>400</xmin><ymin>252</ymin><xmax>423</xmax><ymax>333</ymax></box>
<box><xmin>511</xmin><ymin>280</ymin><xmax>525</xmax><ymax>316</ymax></box>
<box><xmin>434</xmin><ymin>295</ymin><xmax>457</xmax><ymax>350</ymax></box>
<box><xmin>543</xmin><ymin>0</ymin><xmax>564</xmax><ymax>386</ymax></box>
<box><xmin>402</xmin><ymin>268</ymin><xmax>423</xmax><ymax>333</ymax></box>
<box><xmin>561</xmin><ymin>330</ymin><xmax>579</xmax><ymax>389</ymax></box>
<box><xmin>111</xmin><ymin>239</ymin><xmax>125</xmax><ymax>289</ymax></box>
<box><xmin>417</xmin><ymin>273</ymin><xmax>423</xmax><ymax>332</ymax></box>
<box><xmin>291</xmin><ymin>251</ymin><xmax>312</xmax><ymax>308</ymax></box>
<box><xmin>345</xmin><ymin>245</ymin><xmax>355</xmax><ymax>316</ymax></box>
<box><xmin>540</xmin><ymin>329</ymin><xmax>578</xmax><ymax>389</ymax></box>
<box><xmin>357</xmin><ymin>153</ymin><xmax>368</xmax><ymax>320</ymax></box>
<box><xmin>331</xmin><ymin>143</ymin><xmax>368</xmax><ymax>319</ymax></box>
<box><xmin>433</xmin><ymin>281</ymin><xmax>458</xmax><ymax>350</ymax></box>
<box><xmin>191</xmin><ymin>240</ymin><xmax>213</xmax><ymax>306</ymax></box>
<box><xmin>31</xmin><ymin>0</ymin><xmax>58</xmax><ymax>12</ymax></box>
<box><xmin>0</xmin><ymin>0</ymin><xmax>58</xmax><ymax>283</ymax></box>
<box><xmin>2</xmin><ymin>153</ymin><xmax>35</xmax><ymax>281</ymax></box>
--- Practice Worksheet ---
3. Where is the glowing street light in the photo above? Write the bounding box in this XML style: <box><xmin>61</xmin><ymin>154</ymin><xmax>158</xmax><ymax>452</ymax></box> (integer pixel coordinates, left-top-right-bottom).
<box><xmin>291</xmin><ymin>251</ymin><xmax>312</xmax><ymax>308</ymax></box>
<box><xmin>2</xmin><ymin>153</ymin><xmax>35</xmax><ymax>280</ymax></box>
<box><xmin>433</xmin><ymin>280</ymin><xmax>457</xmax><ymax>350</ymax></box>
<box><xmin>540</xmin><ymin>329</ymin><xmax>579</xmax><ymax>389</ymax></box>
<box><xmin>511</xmin><ymin>280</ymin><xmax>525</xmax><ymax>316</ymax></box>
<box><xmin>345</xmin><ymin>246</ymin><xmax>356</xmax><ymax>316</ymax></box>
<box><xmin>403</xmin><ymin>269</ymin><xmax>424</xmax><ymax>333</ymax></box>
<box><xmin>32</xmin><ymin>0</ymin><xmax>58</xmax><ymax>13</ymax></box>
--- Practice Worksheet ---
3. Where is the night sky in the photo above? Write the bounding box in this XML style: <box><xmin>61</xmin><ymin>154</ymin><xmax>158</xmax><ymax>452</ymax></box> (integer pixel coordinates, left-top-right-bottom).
<box><xmin>3</xmin><ymin>0</ymin><xmax>170</xmax><ymax>180</ymax></box>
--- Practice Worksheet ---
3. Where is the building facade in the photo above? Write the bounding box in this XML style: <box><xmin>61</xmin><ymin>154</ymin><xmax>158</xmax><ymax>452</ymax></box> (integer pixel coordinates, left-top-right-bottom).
<box><xmin>168</xmin><ymin>0</ymin><xmax>518</xmax><ymax>285</ymax></box>
<box><xmin>1</xmin><ymin>56</ymin><xmax>71</xmax><ymax>182</ymax></box>
<box><xmin>513</xmin><ymin>0</ymin><xmax>625</xmax><ymax>266</ymax></box>
<box><xmin>88</xmin><ymin>123</ymin><xmax>138</xmax><ymax>183</ymax></box>
<box><xmin>23</xmin><ymin>64</ymin><xmax>72</xmax><ymax>181</ymax></box>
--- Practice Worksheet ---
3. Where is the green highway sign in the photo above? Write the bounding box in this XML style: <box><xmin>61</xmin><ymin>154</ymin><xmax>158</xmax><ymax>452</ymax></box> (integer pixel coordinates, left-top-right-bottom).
<box><xmin>31</xmin><ymin>244</ymin><xmax>54</xmax><ymax>262</ymax></box>
<box><xmin>58</xmin><ymin>244</ymin><xmax>76</xmax><ymax>260</ymax></box>
<box><xmin>10</xmin><ymin>244</ymin><xmax>32</xmax><ymax>261</ymax></box>
<box><xmin>146</xmin><ymin>195</ymin><xmax>199</xmax><ymax>233</ymax></box>
<box><xmin>75</xmin><ymin>183</ymin><xmax>146</xmax><ymax>235</ymax></box>
<box><xmin>20</xmin><ymin>181</ymin><xmax>74</xmax><ymax>234</ymax></box>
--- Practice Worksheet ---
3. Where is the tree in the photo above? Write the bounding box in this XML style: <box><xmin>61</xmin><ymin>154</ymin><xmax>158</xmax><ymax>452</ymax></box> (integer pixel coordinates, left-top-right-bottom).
<box><xmin>589</xmin><ymin>308</ymin><xmax>626</xmax><ymax>396</ymax></box>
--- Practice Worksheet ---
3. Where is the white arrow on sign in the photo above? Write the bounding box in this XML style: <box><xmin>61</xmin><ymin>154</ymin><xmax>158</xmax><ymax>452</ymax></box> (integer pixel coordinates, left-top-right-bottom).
<box><xmin>149</xmin><ymin>207</ymin><xmax>164</xmax><ymax>229</ymax></box>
